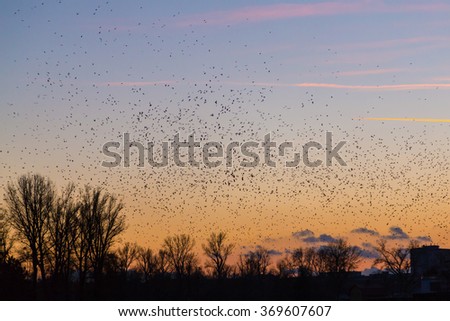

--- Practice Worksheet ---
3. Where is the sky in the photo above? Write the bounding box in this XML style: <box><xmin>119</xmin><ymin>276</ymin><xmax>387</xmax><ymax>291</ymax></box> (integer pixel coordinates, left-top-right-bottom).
<box><xmin>1</xmin><ymin>0</ymin><xmax>450</xmax><ymax>269</ymax></box>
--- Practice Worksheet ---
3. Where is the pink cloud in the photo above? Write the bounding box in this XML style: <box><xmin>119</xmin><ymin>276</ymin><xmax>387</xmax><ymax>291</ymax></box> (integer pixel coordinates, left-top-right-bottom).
<box><xmin>178</xmin><ymin>2</ymin><xmax>363</xmax><ymax>26</ymax></box>
<box><xmin>292</xmin><ymin>82</ymin><xmax>450</xmax><ymax>90</ymax></box>
<box><xmin>178</xmin><ymin>1</ymin><xmax>450</xmax><ymax>26</ymax></box>
<box><xmin>99</xmin><ymin>80</ymin><xmax>450</xmax><ymax>91</ymax></box>
<box><xmin>229</xmin><ymin>81</ymin><xmax>450</xmax><ymax>91</ymax></box>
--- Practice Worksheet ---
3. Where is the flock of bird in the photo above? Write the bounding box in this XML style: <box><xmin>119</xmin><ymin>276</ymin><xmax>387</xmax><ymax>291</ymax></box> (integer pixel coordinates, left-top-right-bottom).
<box><xmin>1</xmin><ymin>1</ymin><xmax>449</xmax><ymax>254</ymax></box>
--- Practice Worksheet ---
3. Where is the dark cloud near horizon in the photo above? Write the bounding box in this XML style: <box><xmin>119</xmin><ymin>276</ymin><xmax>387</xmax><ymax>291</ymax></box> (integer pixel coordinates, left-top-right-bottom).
<box><xmin>303</xmin><ymin>234</ymin><xmax>337</xmax><ymax>244</ymax></box>
<box><xmin>292</xmin><ymin>229</ymin><xmax>338</xmax><ymax>244</ymax></box>
<box><xmin>416</xmin><ymin>235</ymin><xmax>432</xmax><ymax>243</ymax></box>
<box><xmin>384</xmin><ymin>226</ymin><xmax>409</xmax><ymax>240</ymax></box>
<box><xmin>362</xmin><ymin>242</ymin><xmax>374</xmax><ymax>249</ymax></box>
<box><xmin>355</xmin><ymin>246</ymin><xmax>378</xmax><ymax>259</ymax></box>
<box><xmin>356</xmin><ymin>226</ymin><xmax>430</xmax><ymax>244</ymax></box>
<box><xmin>351</xmin><ymin>227</ymin><xmax>379</xmax><ymax>236</ymax></box>
<box><xmin>241</xmin><ymin>245</ymin><xmax>282</xmax><ymax>256</ymax></box>
<box><xmin>292</xmin><ymin>229</ymin><xmax>314</xmax><ymax>239</ymax></box>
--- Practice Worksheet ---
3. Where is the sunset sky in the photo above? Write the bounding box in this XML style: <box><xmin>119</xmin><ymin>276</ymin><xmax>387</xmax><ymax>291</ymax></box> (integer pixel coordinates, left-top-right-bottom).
<box><xmin>1</xmin><ymin>0</ymin><xmax>450</xmax><ymax>270</ymax></box>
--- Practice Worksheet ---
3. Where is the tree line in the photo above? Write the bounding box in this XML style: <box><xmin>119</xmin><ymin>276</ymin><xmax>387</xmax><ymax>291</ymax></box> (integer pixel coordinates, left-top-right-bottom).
<box><xmin>0</xmin><ymin>174</ymin><xmax>419</xmax><ymax>299</ymax></box>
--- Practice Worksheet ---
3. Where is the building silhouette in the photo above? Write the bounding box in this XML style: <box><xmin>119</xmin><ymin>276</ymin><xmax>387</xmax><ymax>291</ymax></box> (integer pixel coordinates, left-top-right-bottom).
<box><xmin>411</xmin><ymin>245</ymin><xmax>450</xmax><ymax>296</ymax></box>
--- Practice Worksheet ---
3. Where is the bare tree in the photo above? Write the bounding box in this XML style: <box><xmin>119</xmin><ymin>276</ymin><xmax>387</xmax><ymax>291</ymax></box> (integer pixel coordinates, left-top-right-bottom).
<box><xmin>136</xmin><ymin>247</ymin><xmax>158</xmax><ymax>282</ymax></box>
<box><xmin>291</xmin><ymin>247</ymin><xmax>319</xmax><ymax>277</ymax></box>
<box><xmin>238</xmin><ymin>247</ymin><xmax>271</xmax><ymax>277</ymax></box>
<box><xmin>373</xmin><ymin>239</ymin><xmax>416</xmax><ymax>275</ymax></box>
<box><xmin>319</xmin><ymin>239</ymin><xmax>361</xmax><ymax>273</ymax></box>
<box><xmin>79</xmin><ymin>186</ymin><xmax>126</xmax><ymax>284</ymax></box>
<box><xmin>155</xmin><ymin>249</ymin><xmax>170</xmax><ymax>277</ymax></box>
<box><xmin>47</xmin><ymin>183</ymin><xmax>79</xmax><ymax>283</ymax></box>
<box><xmin>103</xmin><ymin>251</ymin><xmax>121</xmax><ymax>275</ymax></box>
<box><xmin>73</xmin><ymin>191</ymin><xmax>95</xmax><ymax>289</ymax></box>
<box><xmin>276</xmin><ymin>255</ymin><xmax>295</xmax><ymax>278</ymax></box>
<box><xmin>185</xmin><ymin>252</ymin><xmax>201</xmax><ymax>277</ymax></box>
<box><xmin>116</xmin><ymin>242</ymin><xmax>139</xmax><ymax>274</ymax></box>
<box><xmin>202</xmin><ymin>232</ymin><xmax>234</xmax><ymax>278</ymax></box>
<box><xmin>163</xmin><ymin>234</ymin><xmax>198</xmax><ymax>278</ymax></box>
<box><xmin>373</xmin><ymin>239</ymin><xmax>418</xmax><ymax>295</ymax></box>
<box><xmin>73</xmin><ymin>185</ymin><xmax>126</xmax><ymax>290</ymax></box>
<box><xmin>4</xmin><ymin>174</ymin><xmax>55</xmax><ymax>288</ymax></box>
<box><xmin>313</xmin><ymin>239</ymin><xmax>362</xmax><ymax>298</ymax></box>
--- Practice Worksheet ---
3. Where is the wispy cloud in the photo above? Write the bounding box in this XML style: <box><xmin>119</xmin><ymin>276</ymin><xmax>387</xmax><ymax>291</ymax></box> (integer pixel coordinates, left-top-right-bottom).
<box><xmin>231</xmin><ymin>81</ymin><xmax>450</xmax><ymax>91</ymax></box>
<box><xmin>292</xmin><ymin>82</ymin><xmax>450</xmax><ymax>90</ymax></box>
<box><xmin>100</xmin><ymin>80</ymin><xmax>450</xmax><ymax>92</ymax></box>
<box><xmin>178</xmin><ymin>1</ymin><xmax>450</xmax><ymax>26</ymax></box>
<box><xmin>355</xmin><ymin>117</ymin><xmax>450</xmax><ymax>123</ymax></box>
<box><xmin>97</xmin><ymin>81</ymin><xmax>174</xmax><ymax>87</ymax></box>
<box><xmin>178</xmin><ymin>2</ymin><xmax>365</xmax><ymax>26</ymax></box>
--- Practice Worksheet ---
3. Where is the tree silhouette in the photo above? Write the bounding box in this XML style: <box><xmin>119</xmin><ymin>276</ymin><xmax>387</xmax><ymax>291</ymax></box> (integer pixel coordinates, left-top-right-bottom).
<box><xmin>116</xmin><ymin>242</ymin><xmax>139</xmax><ymax>275</ymax></box>
<box><xmin>238</xmin><ymin>247</ymin><xmax>271</xmax><ymax>277</ymax></box>
<box><xmin>318</xmin><ymin>239</ymin><xmax>361</xmax><ymax>273</ymax></box>
<box><xmin>373</xmin><ymin>239</ymin><xmax>416</xmax><ymax>275</ymax></box>
<box><xmin>373</xmin><ymin>239</ymin><xmax>418</xmax><ymax>295</ymax></box>
<box><xmin>276</xmin><ymin>247</ymin><xmax>322</xmax><ymax>278</ymax></box>
<box><xmin>315</xmin><ymin>239</ymin><xmax>362</xmax><ymax>298</ymax></box>
<box><xmin>276</xmin><ymin>254</ymin><xmax>295</xmax><ymax>278</ymax></box>
<box><xmin>155</xmin><ymin>249</ymin><xmax>170</xmax><ymax>277</ymax></box>
<box><xmin>103</xmin><ymin>251</ymin><xmax>121</xmax><ymax>275</ymax></box>
<box><xmin>78</xmin><ymin>185</ymin><xmax>126</xmax><ymax>285</ymax></box>
<box><xmin>136</xmin><ymin>247</ymin><xmax>158</xmax><ymax>282</ymax></box>
<box><xmin>202</xmin><ymin>232</ymin><xmax>234</xmax><ymax>279</ymax></box>
<box><xmin>4</xmin><ymin>174</ymin><xmax>54</xmax><ymax>289</ymax></box>
<box><xmin>292</xmin><ymin>247</ymin><xmax>319</xmax><ymax>277</ymax></box>
<box><xmin>73</xmin><ymin>188</ymin><xmax>96</xmax><ymax>291</ymax></box>
<box><xmin>47</xmin><ymin>183</ymin><xmax>79</xmax><ymax>284</ymax></box>
<box><xmin>163</xmin><ymin>234</ymin><xmax>198</xmax><ymax>278</ymax></box>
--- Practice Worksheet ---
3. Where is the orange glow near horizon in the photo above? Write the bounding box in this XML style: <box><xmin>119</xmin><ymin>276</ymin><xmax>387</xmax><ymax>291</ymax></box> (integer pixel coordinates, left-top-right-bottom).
<box><xmin>2</xmin><ymin>1</ymin><xmax>450</xmax><ymax>276</ymax></box>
